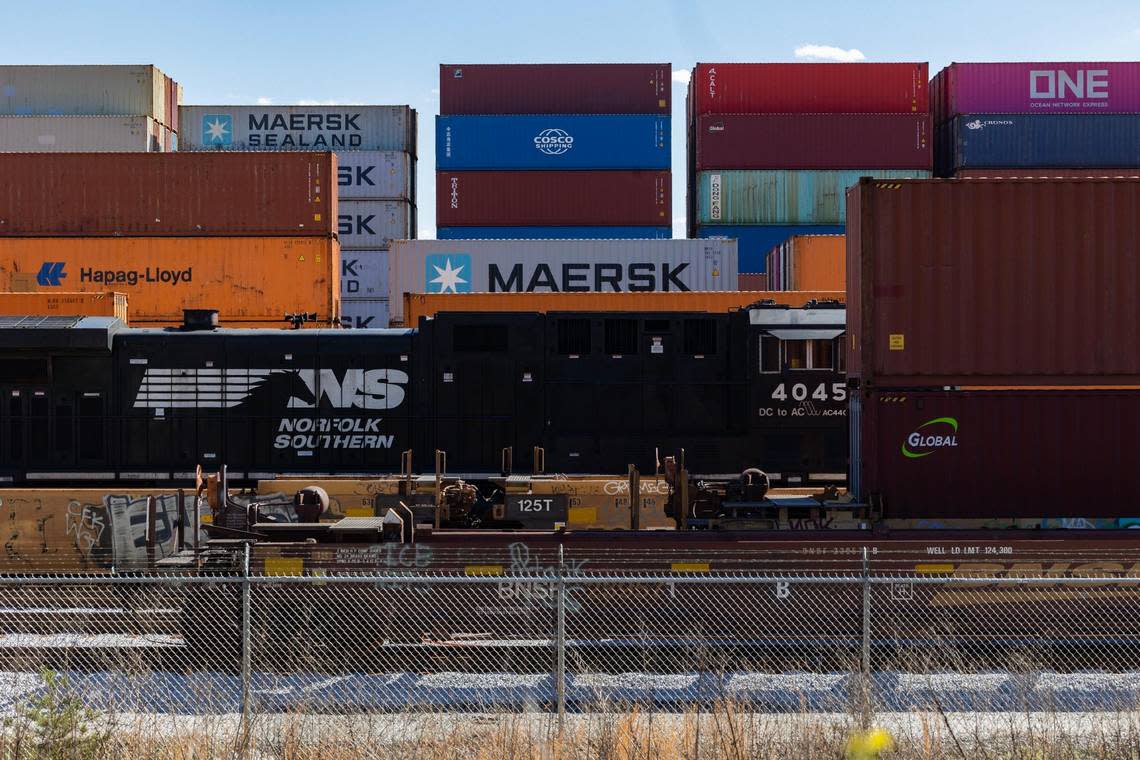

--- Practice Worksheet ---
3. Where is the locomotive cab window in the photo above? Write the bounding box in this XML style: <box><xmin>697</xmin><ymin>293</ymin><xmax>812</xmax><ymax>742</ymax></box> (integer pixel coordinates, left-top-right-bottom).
<box><xmin>785</xmin><ymin>340</ymin><xmax>809</xmax><ymax>369</ymax></box>
<box><xmin>759</xmin><ymin>336</ymin><xmax>781</xmax><ymax>373</ymax></box>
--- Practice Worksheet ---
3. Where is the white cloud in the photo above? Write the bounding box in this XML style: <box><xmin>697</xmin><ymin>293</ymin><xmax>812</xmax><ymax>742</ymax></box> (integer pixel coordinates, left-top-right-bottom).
<box><xmin>794</xmin><ymin>44</ymin><xmax>866</xmax><ymax>62</ymax></box>
<box><xmin>296</xmin><ymin>99</ymin><xmax>339</xmax><ymax>106</ymax></box>
<box><xmin>256</xmin><ymin>96</ymin><xmax>273</xmax><ymax>105</ymax></box>
<box><xmin>672</xmin><ymin>69</ymin><xmax>691</xmax><ymax>85</ymax></box>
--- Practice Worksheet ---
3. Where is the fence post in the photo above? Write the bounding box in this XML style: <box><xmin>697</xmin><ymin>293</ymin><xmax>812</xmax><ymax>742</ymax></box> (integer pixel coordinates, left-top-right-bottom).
<box><xmin>241</xmin><ymin>541</ymin><xmax>252</xmax><ymax>736</ymax></box>
<box><xmin>861</xmin><ymin>545</ymin><xmax>872</xmax><ymax>727</ymax></box>
<box><xmin>555</xmin><ymin>543</ymin><xmax>566</xmax><ymax>727</ymax></box>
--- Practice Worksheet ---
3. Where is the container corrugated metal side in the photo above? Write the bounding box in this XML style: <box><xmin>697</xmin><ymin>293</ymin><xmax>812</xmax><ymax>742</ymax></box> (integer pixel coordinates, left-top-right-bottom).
<box><xmin>437</xmin><ymin>115</ymin><xmax>669</xmax><ymax>170</ymax></box>
<box><xmin>437</xmin><ymin>171</ymin><xmax>670</xmax><ymax>227</ymax></box>
<box><xmin>933</xmin><ymin>62</ymin><xmax>1140</xmax><ymax>124</ymax></box>
<box><xmin>0</xmin><ymin>116</ymin><xmax>163</xmax><ymax>151</ymax></box>
<box><xmin>0</xmin><ymin>152</ymin><xmax>336</xmax><ymax>237</ymax></box>
<box><xmin>338</xmin><ymin>200</ymin><xmax>412</xmax><ymax>249</ymax></box>
<box><xmin>695</xmin><ymin>170</ymin><xmax>932</xmax><ymax>225</ymax></box>
<box><xmin>943</xmin><ymin>114</ymin><xmax>1140</xmax><ymax>171</ymax></box>
<box><xmin>401</xmin><ymin>289</ymin><xmax>838</xmax><ymax>326</ymax></box>
<box><xmin>696</xmin><ymin>224</ymin><xmax>845</xmax><ymax>273</ymax></box>
<box><xmin>695</xmin><ymin>114</ymin><xmax>931</xmax><ymax>170</ymax></box>
<box><xmin>0</xmin><ymin>65</ymin><xmax>176</xmax><ymax>123</ymax></box>
<box><xmin>178</xmin><ymin>106</ymin><xmax>416</xmax><ymax>153</ymax></box>
<box><xmin>340</xmin><ymin>250</ymin><xmax>388</xmax><ymax>298</ymax></box>
<box><xmin>738</xmin><ymin>273</ymin><xmax>768</xmax><ymax>291</ymax></box>
<box><xmin>438</xmin><ymin>227</ymin><xmax>672</xmax><ymax>240</ymax></box>
<box><xmin>0</xmin><ymin>292</ymin><xmax>127</xmax><ymax>321</ymax></box>
<box><xmin>340</xmin><ymin>298</ymin><xmax>389</xmax><ymax>329</ymax></box>
<box><xmin>767</xmin><ymin>235</ymin><xmax>845</xmax><ymax>291</ymax></box>
<box><xmin>847</xmin><ymin>177</ymin><xmax>1140</xmax><ymax>386</ymax></box>
<box><xmin>388</xmin><ymin>239</ymin><xmax>737</xmax><ymax>325</ymax></box>
<box><xmin>857</xmin><ymin>389</ymin><xmax>1140</xmax><ymax>518</ymax></box>
<box><xmin>953</xmin><ymin>168</ymin><xmax>1140</xmax><ymax>178</ymax></box>
<box><xmin>691</xmin><ymin>62</ymin><xmax>928</xmax><ymax>115</ymax></box>
<box><xmin>336</xmin><ymin>151</ymin><xmax>413</xmax><ymax>199</ymax></box>
<box><xmin>440</xmin><ymin>63</ymin><xmax>670</xmax><ymax>114</ymax></box>
<box><xmin>0</xmin><ymin>237</ymin><xmax>338</xmax><ymax>325</ymax></box>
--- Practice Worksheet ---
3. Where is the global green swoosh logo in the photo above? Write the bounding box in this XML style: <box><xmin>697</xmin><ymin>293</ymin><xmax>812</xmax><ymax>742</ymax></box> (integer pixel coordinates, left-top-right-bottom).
<box><xmin>902</xmin><ymin>417</ymin><xmax>959</xmax><ymax>459</ymax></box>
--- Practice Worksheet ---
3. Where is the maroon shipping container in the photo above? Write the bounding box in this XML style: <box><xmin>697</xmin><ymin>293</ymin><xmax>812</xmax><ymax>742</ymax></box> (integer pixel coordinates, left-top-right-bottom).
<box><xmin>696</xmin><ymin>114</ymin><xmax>931</xmax><ymax>170</ymax></box>
<box><xmin>954</xmin><ymin>169</ymin><xmax>1140</xmax><ymax>178</ymax></box>
<box><xmin>847</xmin><ymin>177</ymin><xmax>1140</xmax><ymax>386</ymax></box>
<box><xmin>436</xmin><ymin>171</ymin><xmax>670</xmax><ymax>227</ymax></box>
<box><xmin>691</xmin><ymin>63</ymin><xmax>928</xmax><ymax>116</ymax></box>
<box><xmin>739</xmin><ymin>273</ymin><xmax>768</xmax><ymax>291</ymax></box>
<box><xmin>440</xmin><ymin>64</ymin><xmax>670</xmax><ymax>114</ymax></box>
<box><xmin>0</xmin><ymin>152</ymin><xmax>336</xmax><ymax>237</ymax></box>
<box><xmin>855</xmin><ymin>389</ymin><xmax>1140</xmax><ymax>518</ymax></box>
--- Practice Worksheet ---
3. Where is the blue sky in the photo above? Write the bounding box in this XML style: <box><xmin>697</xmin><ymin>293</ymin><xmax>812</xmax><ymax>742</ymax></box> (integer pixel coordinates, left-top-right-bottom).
<box><xmin>7</xmin><ymin>0</ymin><xmax>1140</xmax><ymax>237</ymax></box>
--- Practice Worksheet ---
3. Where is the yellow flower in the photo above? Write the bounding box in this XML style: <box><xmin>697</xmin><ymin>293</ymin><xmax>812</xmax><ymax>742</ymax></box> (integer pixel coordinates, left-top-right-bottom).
<box><xmin>846</xmin><ymin>727</ymin><xmax>894</xmax><ymax>758</ymax></box>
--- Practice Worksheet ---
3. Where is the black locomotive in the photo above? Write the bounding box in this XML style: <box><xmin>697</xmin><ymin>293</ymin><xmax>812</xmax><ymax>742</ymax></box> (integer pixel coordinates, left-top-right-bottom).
<box><xmin>0</xmin><ymin>303</ymin><xmax>846</xmax><ymax>484</ymax></box>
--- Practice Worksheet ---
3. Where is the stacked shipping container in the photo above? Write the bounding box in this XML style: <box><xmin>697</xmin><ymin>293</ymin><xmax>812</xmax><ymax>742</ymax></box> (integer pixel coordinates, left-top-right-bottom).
<box><xmin>0</xmin><ymin>65</ymin><xmax>181</xmax><ymax>151</ymax></box>
<box><xmin>0</xmin><ymin>152</ymin><xmax>339</xmax><ymax>325</ymax></box>
<box><xmin>179</xmin><ymin>105</ymin><xmax>418</xmax><ymax>328</ymax></box>
<box><xmin>847</xmin><ymin>177</ymin><xmax>1140</xmax><ymax>518</ymax></box>
<box><xmin>437</xmin><ymin>64</ymin><xmax>671</xmax><ymax>237</ymax></box>
<box><xmin>688</xmin><ymin>63</ymin><xmax>933</xmax><ymax>273</ymax></box>
<box><xmin>765</xmin><ymin>235</ymin><xmax>845</xmax><ymax>292</ymax></box>
<box><xmin>932</xmin><ymin>62</ymin><xmax>1140</xmax><ymax>176</ymax></box>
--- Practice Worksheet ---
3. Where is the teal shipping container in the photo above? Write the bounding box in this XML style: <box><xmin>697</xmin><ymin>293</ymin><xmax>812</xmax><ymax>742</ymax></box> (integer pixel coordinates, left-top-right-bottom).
<box><xmin>695</xmin><ymin>169</ymin><xmax>932</xmax><ymax>225</ymax></box>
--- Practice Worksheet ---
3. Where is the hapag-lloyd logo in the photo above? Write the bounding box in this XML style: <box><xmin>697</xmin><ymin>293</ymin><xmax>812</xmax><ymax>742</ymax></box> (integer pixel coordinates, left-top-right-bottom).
<box><xmin>902</xmin><ymin>417</ymin><xmax>959</xmax><ymax>459</ymax></box>
<box><xmin>534</xmin><ymin>128</ymin><xmax>573</xmax><ymax>156</ymax></box>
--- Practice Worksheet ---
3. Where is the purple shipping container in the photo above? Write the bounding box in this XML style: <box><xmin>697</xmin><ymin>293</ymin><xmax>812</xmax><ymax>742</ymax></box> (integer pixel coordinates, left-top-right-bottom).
<box><xmin>933</xmin><ymin>62</ymin><xmax>1140</xmax><ymax>123</ymax></box>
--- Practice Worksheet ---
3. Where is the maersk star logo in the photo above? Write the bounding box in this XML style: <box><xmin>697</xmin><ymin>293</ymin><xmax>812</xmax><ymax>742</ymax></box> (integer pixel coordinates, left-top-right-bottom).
<box><xmin>202</xmin><ymin>114</ymin><xmax>233</xmax><ymax>145</ymax></box>
<box><xmin>425</xmin><ymin>253</ymin><xmax>472</xmax><ymax>293</ymax></box>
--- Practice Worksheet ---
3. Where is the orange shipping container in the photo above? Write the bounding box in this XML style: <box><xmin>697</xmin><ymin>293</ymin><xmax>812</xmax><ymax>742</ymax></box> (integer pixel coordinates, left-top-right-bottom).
<box><xmin>0</xmin><ymin>291</ymin><xmax>127</xmax><ymax>321</ymax></box>
<box><xmin>0</xmin><ymin>237</ymin><xmax>338</xmax><ymax>326</ymax></box>
<box><xmin>402</xmin><ymin>290</ymin><xmax>843</xmax><ymax>326</ymax></box>
<box><xmin>766</xmin><ymin>234</ymin><xmax>845</xmax><ymax>291</ymax></box>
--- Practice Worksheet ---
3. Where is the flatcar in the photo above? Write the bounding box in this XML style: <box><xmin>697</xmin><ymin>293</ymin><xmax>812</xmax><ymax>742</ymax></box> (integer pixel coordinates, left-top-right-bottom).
<box><xmin>0</xmin><ymin>303</ymin><xmax>846</xmax><ymax>485</ymax></box>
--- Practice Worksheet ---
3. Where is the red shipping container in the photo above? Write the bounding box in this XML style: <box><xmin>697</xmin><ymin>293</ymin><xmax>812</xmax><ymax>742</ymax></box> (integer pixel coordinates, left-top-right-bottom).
<box><xmin>739</xmin><ymin>273</ymin><xmax>768</xmax><ymax>290</ymax></box>
<box><xmin>0</xmin><ymin>152</ymin><xmax>336</xmax><ymax>237</ymax></box>
<box><xmin>847</xmin><ymin>177</ymin><xmax>1140</xmax><ymax>386</ymax></box>
<box><xmin>954</xmin><ymin>168</ymin><xmax>1140</xmax><ymax>178</ymax></box>
<box><xmin>691</xmin><ymin>63</ymin><xmax>928</xmax><ymax>116</ymax></box>
<box><xmin>696</xmin><ymin>114</ymin><xmax>932</xmax><ymax>170</ymax></box>
<box><xmin>436</xmin><ymin>171</ymin><xmax>670</xmax><ymax>227</ymax></box>
<box><xmin>440</xmin><ymin>64</ymin><xmax>670</xmax><ymax>114</ymax></box>
<box><xmin>855</xmin><ymin>389</ymin><xmax>1140</xmax><ymax>518</ymax></box>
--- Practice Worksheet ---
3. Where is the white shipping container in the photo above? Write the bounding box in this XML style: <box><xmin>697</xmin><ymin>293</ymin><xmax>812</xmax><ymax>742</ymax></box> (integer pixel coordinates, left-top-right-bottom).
<box><xmin>0</xmin><ymin>116</ymin><xmax>167</xmax><ymax>151</ymax></box>
<box><xmin>340</xmin><ymin>298</ymin><xmax>390</xmax><ymax>329</ymax></box>
<box><xmin>341</xmin><ymin>250</ymin><xmax>388</xmax><ymax>298</ymax></box>
<box><xmin>0</xmin><ymin>65</ymin><xmax>176</xmax><ymax>123</ymax></box>
<box><xmin>337</xmin><ymin>151</ymin><xmax>413</xmax><ymax>200</ymax></box>
<box><xmin>179</xmin><ymin>105</ymin><xmax>416</xmax><ymax>153</ymax></box>
<box><xmin>339</xmin><ymin>200</ymin><xmax>412</xmax><ymax>249</ymax></box>
<box><xmin>388</xmin><ymin>239</ymin><xmax>739</xmax><ymax>325</ymax></box>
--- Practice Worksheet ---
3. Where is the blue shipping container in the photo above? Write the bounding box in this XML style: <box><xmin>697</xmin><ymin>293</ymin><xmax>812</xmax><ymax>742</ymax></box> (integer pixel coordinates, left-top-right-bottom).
<box><xmin>697</xmin><ymin>224</ymin><xmax>844</xmax><ymax>273</ymax></box>
<box><xmin>438</xmin><ymin>226</ymin><xmax>672</xmax><ymax>240</ymax></box>
<box><xmin>436</xmin><ymin>115</ymin><xmax>670</xmax><ymax>170</ymax></box>
<box><xmin>946</xmin><ymin>114</ymin><xmax>1140</xmax><ymax>171</ymax></box>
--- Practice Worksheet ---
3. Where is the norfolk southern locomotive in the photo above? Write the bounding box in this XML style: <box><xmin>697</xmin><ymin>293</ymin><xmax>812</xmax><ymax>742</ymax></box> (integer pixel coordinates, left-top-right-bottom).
<box><xmin>0</xmin><ymin>303</ymin><xmax>845</xmax><ymax>484</ymax></box>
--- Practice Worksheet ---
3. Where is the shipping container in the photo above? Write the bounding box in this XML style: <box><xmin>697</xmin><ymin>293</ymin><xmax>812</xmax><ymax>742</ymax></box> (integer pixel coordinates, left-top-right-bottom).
<box><xmin>766</xmin><ymin>235</ymin><xmax>845</xmax><ymax>291</ymax></box>
<box><xmin>437</xmin><ymin>171</ymin><xmax>670</xmax><ymax>227</ymax></box>
<box><xmin>178</xmin><ymin>105</ymin><xmax>416</xmax><ymax>153</ymax></box>
<box><xmin>438</xmin><ymin>226</ymin><xmax>672</xmax><ymax>240</ymax></box>
<box><xmin>338</xmin><ymin>200</ymin><xmax>412</xmax><ymax>249</ymax></box>
<box><xmin>0</xmin><ymin>116</ymin><xmax>168</xmax><ymax>151</ymax></box>
<box><xmin>690</xmin><ymin>63</ymin><xmax>928</xmax><ymax>115</ymax></box>
<box><xmin>953</xmin><ymin>168</ymin><xmax>1140</xmax><ymax>178</ymax></box>
<box><xmin>939</xmin><ymin>114</ymin><xmax>1140</xmax><ymax>172</ymax></box>
<box><xmin>388</xmin><ymin>238</ymin><xmax>737</xmax><ymax>325</ymax></box>
<box><xmin>0</xmin><ymin>237</ymin><xmax>338</xmax><ymax>325</ymax></box>
<box><xmin>0</xmin><ymin>152</ymin><xmax>336</xmax><ymax>237</ymax></box>
<box><xmin>696</xmin><ymin>224</ymin><xmax>845</xmax><ymax>273</ymax></box>
<box><xmin>402</xmin><ymin>290</ymin><xmax>840</xmax><ymax>325</ymax></box>
<box><xmin>437</xmin><ymin>115</ymin><xmax>669</xmax><ymax>170</ymax></box>
<box><xmin>847</xmin><ymin>177</ymin><xmax>1140</xmax><ymax>386</ymax></box>
<box><xmin>852</xmin><ymin>389</ymin><xmax>1140</xmax><ymax>518</ymax></box>
<box><xmin>0</xmin><ymin>65</ymin><xmax>179</xmax><ymax>125</ymax></box>
<box><xmin>340</xmin><ymin>249</ymin><xmax>388</xmax><ymax>298</ymax></box>
<box><xmin>440</xmin><ymin>63</ymin><xmax>670</xmax><ymax>114</ymax></box>
<box><xmin>336</xmin><ymin>150</ymin><xmax>413</xmax><ymax>200</ymax></box>
<box><xmin>738</xmin><ymin>273</ymin><xmax>768</xmax><ymax>291</ymax></box>
<box><xmin>695</xmin><ymin>169</ymin><xmax>932</xmax><ymax>226</ymax></box>
<box><xmin>932</xmin><ymin>62</ymin><xmax>1140</xmax><ymax>124</ymax></box>
<box><xmin>695</xmin><ymin>114</ymin><xmax>931</xmax><ymax>171</ymax></box>
<box><xmin>340</xmin><ymin>297</ymin><xmax>389</xmax><ymax>329</ymax></box>
<box><xmin>0</xmin><ymin>292</ymin><xmax>127</xmax><ymax>321</ymax></box>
